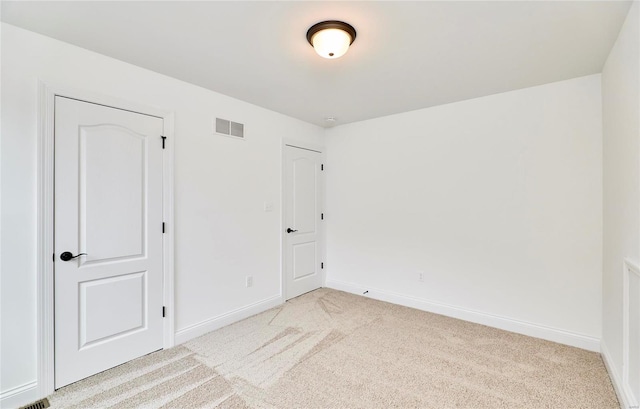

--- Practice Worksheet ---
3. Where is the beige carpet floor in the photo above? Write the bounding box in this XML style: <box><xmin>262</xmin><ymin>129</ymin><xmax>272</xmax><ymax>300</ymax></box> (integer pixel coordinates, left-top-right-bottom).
<box><xmin>47</xmin><ymin>288</ymin><xmax>619</xmax><ymax>408</ymax></box>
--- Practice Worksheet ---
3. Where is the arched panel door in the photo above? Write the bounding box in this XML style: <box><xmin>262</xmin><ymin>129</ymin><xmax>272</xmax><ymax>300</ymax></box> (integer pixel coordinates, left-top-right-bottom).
<box><xmin>284</xmin><ymin>145</ymin><xmax>323</xmax><ymax>300</ymax></box>
<box><xmin>54</xmin><ymin>96</ymin><xmax>164</xmax><ymax>388</ymax></box>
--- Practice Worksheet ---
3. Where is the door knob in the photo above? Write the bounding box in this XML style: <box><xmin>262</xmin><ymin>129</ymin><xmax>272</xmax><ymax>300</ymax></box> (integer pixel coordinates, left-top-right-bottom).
<box><xmin>286</xmin><ymin>228</ymin><xmax>298</xmax><ymax>233</ymax></box>
<box><xmin>60</xmin><ymin>252</ymin><xmax>87</xmax><ymax>261</ymax></box>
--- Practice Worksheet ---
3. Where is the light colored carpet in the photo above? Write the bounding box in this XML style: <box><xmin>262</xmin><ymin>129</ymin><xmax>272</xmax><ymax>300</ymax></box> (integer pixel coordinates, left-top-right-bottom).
<box><xmin>48</xmin><ymin>288</ymin><xmax>618</xmax><ymax>408</ymax></box>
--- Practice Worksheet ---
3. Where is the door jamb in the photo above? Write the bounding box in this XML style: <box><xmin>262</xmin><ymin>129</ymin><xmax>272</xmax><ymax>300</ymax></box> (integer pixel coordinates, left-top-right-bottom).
<box><xmin>281</xmin><ymin>139</ymin><xmax>325</xmax><ymax>302</ymax></box>
<box><xmin>37</xmin><ymin>81</ymin><xmax>175</xmax><ymax>396</ymax></box>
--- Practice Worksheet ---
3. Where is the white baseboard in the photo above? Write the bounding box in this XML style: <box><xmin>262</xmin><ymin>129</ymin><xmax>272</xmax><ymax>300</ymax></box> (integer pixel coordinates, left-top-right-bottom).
<box><xmin>325</xmin><ymin>279</ymin><xmax>601</xmax><ymax>352</ymax></box>
<box><xmin>1</xmin><ymin>296</ymin><xmax>283</xmax><ymax>408</ymax></box>
<box><xmin>174</xmin><ymin>295</ymin><xmax>283</xmax><ymax>345</ymax></box>
<box><xmin>601</xmin><ymin>341</ymin><xmax>633</xmax><ymax>409</ymax></box>
<box><xmin>0</xmin><ymin>381</ymin><xmax>38</xmax><ymax>409</ymax></box>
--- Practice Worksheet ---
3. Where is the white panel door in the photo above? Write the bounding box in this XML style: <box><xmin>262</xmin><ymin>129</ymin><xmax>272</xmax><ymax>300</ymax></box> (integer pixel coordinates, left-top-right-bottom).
<box><xmin>284</xmin><ymin>145</ymin><xmax>322</xmax><ymax>300</ymax></box>
<box><xmin>54</xmin><ymin>96</ymin><xmax>164</xmax><ymax>388</ymax></box>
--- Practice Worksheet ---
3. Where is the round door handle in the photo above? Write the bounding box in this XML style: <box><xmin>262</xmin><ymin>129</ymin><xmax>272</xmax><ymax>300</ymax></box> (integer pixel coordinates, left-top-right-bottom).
<box><xmin>60</xmin><ymin>251</ymin><xmax>87</xmax><ymax>261</ymax></box>
<box><xmin>286</xmin><ymin>228</ymin><xmax>298</xmax><ymax>233</ymax></box>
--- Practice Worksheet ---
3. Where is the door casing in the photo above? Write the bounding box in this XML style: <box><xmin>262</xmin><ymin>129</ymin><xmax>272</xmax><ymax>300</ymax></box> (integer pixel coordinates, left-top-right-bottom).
<box><xmin>281</xmin><ymin>139</ymin><xmax>325</xmax><ymax>301</ymax></box>
<box><xmin>37</xmin><ymin>81</ymin><xmax>175</xmax><ymax>397</ymax></box>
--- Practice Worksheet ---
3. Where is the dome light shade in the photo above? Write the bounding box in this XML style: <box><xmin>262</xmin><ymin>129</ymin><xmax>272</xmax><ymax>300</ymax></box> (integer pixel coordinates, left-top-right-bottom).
<box><xmin>306</xmin><ymin>21</ymin><xmax>356</xmax><ymax>59</ymax></box>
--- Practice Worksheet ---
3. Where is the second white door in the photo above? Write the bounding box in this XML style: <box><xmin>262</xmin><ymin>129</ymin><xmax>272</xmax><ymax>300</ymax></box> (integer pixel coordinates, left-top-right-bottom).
<box><xmin>54</xmin><ymin>96</ymin><xmax>165</xmax><ymax>388</ymax></box>
<box><xmin>284</xmin><ymin>145</ymin><xmax>323</xmax><ymax>300</ymax></box>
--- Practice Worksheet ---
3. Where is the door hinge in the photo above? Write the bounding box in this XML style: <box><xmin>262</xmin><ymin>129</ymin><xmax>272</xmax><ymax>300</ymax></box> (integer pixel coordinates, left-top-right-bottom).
<box><xmin>161</xmin><ymin>135</ymin><xmax>167</xmax><ymax>149</ymax></box>
<box><xmin>162</xmin><ymin>222</ymin><xmax>165</xmax><ymax>233</ymax></box>
<box><xmin>321</xmin><ymin>213</ymin><xmax>324</xmax><ymax>220</ymax></box>
<box><xmin>321</xmin><ymin>262</ymin><xmax>324</xmax><ymax>269</ymax></box>
<box><xmin>53</xmin><ymin>253</ymin><xmax>55</xmax><ymax>262</ymax></box>
<box><xmin>162</xmin><ymin>306</ymin><xmax>166</xmax><ymax>317</ymax></box>
<box><xmin>321</xmin><ymin>164</ymin><xmax>324</xmax><ymax>171</ymax></box>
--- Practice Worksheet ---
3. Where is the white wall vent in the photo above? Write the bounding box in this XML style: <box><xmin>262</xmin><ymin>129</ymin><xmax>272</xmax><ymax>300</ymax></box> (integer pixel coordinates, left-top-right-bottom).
<box><xmin>216</xmin><ymin>118</ymin><xmax>244</xmax><ymax>139</ymax></box>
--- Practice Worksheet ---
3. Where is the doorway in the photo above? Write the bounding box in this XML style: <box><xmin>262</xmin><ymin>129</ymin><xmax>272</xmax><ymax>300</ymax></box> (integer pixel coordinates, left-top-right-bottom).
<box><xmin>283</xmin><ymin>144</ymin><xmax>324</xmax><ymax>300</ymax></box>
<box><xmin>37</xmin><ymin>85</ymin><xmax>175</xmax><ymax>394</ymax></box>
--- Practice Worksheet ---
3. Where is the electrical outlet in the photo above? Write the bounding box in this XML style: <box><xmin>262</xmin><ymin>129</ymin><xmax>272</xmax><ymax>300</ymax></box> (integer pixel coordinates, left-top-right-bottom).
<box><xmin>246</xmin><ymin>276</ymin><xmax>253</xmax><ymax>287</ymax></box>
<box><xmin>418</xmin><ymin>272</ymin><xmax>424</xmax><ymax>282</ymax></box>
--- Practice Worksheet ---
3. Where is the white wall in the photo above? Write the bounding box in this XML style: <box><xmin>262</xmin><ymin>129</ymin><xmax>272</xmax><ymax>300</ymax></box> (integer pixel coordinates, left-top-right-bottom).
<box><xmin>0</xmin><ymin>23</ymin><xmax>323</xmax><ymax>407</ymax></box>
<box><xmin>601</xmin><ymin>1</ymin><xmax>640</xmax><ymax>407</ymax></box>
<box><xmin>325</xmin><ymin>75</ymin><xmax>603</xmax><ymax>350</ymax></box>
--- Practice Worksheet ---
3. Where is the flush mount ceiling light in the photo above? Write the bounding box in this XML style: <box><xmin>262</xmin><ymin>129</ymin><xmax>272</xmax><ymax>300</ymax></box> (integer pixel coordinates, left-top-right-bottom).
<box><xmin>306</xmin><ymin>20</ymin><xmax>356</xmax><ymax>59</ymax></box>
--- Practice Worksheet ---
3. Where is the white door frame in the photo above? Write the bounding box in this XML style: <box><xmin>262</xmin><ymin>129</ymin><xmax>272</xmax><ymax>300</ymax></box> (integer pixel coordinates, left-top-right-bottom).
<box><xmin>281</xmin><ymin>139</ymin><xmax>325</xmax><ymax>301</ymax></box>
<box><xmin>37</xmin><ymin>81</ymin><xmax>175</xmax><ymax>397</ymax></box>
<box><xmin>622</xmin><ymin>258</ymin><xmax>640</xmax><ymax>408</ymax></box>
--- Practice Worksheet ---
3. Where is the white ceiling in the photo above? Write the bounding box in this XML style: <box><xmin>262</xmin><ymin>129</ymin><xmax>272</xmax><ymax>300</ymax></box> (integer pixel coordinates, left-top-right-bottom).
<box><xmin>1</xmin><ymin>1</ymin><xmax>632</xmax><ymax>127</ymax></box>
